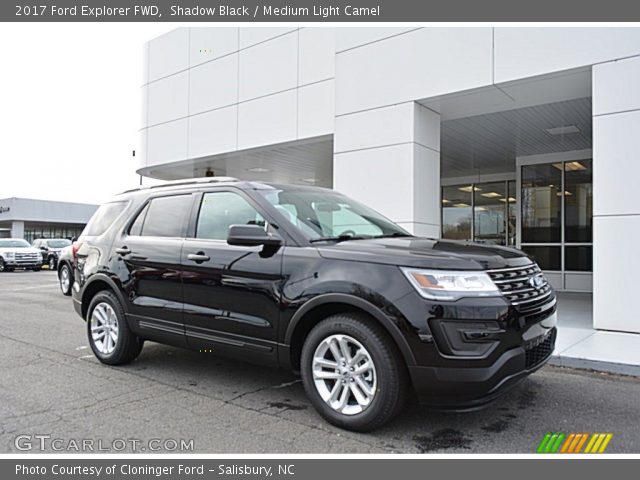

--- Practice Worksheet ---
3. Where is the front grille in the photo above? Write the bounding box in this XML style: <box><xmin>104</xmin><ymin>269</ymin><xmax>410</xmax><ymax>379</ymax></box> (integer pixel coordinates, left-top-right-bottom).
<box><xmin>487</xmin><ymin>263</ymin><xmax>552</xmax><ymax>310</ymax></box>
<box><xmin>524</xmin><ymin>328</ymin><xmax>556</xmax><ymax>369</ymax></box>
<box><xmin>14</xmin><ymin>252</ymin><xmax>40</xmax><ymax>264</ymax></box>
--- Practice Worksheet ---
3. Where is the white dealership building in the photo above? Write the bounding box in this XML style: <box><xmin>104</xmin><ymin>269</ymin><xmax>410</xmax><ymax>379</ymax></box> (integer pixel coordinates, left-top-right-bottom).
<box><xmin>139</xmin><ymin>27</ymin><xmax>640</xmax><ymax>335</ymax></box>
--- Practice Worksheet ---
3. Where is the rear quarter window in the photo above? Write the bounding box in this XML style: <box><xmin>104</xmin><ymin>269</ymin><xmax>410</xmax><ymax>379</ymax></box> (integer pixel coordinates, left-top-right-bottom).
<box><xmin>82</xmin><ymin>201</ymin><xmax>127</xmax><ymax>237</ymax></box>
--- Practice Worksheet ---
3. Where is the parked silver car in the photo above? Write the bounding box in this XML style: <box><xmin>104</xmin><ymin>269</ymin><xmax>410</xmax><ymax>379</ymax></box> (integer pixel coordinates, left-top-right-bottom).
<box><xmin>0</xmin><ymin>239</ymin><xmax>43</xmax><ymax>272</ymax></box>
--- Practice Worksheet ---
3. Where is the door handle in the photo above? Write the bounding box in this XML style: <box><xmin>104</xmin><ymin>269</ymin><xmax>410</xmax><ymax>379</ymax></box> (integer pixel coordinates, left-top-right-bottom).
<box><xmin>115</xmin><ymin>246</ymin><xmax>132</xmax><ymax>256</ymax></box>
<box><xmin>187</xmin><ymin>252</ymin><xmax>210</xmax><ymax>263</ymax></box>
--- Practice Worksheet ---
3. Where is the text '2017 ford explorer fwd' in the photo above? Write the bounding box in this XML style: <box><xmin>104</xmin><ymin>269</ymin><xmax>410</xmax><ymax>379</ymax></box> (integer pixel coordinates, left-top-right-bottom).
<box><xmin>71</xmin><ymin>178</ymin><xmax>556</xmax><ymax>431</ymax></box>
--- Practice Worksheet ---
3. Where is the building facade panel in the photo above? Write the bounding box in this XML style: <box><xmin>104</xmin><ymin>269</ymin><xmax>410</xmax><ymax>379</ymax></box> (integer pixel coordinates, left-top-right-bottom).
<box><xmin>238</xmin><ymin>31</ymin><xmax>298</xmax><ymax>101</ymax></box>
<box><xmin>147</xmin><ymin>28</ymin><xmax>189</xmax><ymax>83</ymax></box>
<box><xmin>494</xmin><ymin>27</ymin><xmax>640</xmax><ymax>84</ymax></box>
<box><xmin>299</xmin><ymin>27</ymin><xmax>336</xmax><ymax>84</ymax></box>
<box><xmin>146</xmin><ymin>71</ymin><xmax>189</xmax><ymax>126</ymax></box>
<box><xmin>593</xmin><ymin>55</ymin><xmax>640</xmax><ymax>116</ymax></box>
<box><xmin>334</xmin><ymin>28</ymin><xmax>493</xmax><ymax>116</ymax></box>
<box><xmin>298</xmin><ymin>80</ymin><xmax>335</xmax><ymax>139</ymax></box>
<box><xmin>188</xmin><ymin>106</ymin><xmax>238</xmax><ymax>159</ymax></box>
<box><xmin>237</xmin><ymin>90</ymin><xmax>297</xmax><ymax>150</ymax></box>
<box><xmin>189</xmin><ymin>54</ymin><xmax>239</xmax><ymax>115</ymax></box>
<box><xmin>189</xmin><ymin>27</ymin><xmax>238</xmax><ymax>67</ymax></box>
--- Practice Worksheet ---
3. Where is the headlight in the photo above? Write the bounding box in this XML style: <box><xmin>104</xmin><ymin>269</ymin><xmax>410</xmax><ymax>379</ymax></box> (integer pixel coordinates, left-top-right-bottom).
<box><xmin>400</xmin><ymin>267</ymin><xmax>499</xmax><ymax>301</ymax></box>
<box><xmin>5</xmin><ymin>252</ymin><xmax>15</xmax><ymax>258</ymax></box>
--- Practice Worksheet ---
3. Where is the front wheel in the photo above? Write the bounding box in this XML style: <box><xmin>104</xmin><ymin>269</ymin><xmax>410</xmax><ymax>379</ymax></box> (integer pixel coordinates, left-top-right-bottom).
<box><xmin>300</xmin><ymin>313</ymin><xmax>408</xmax><ymax>432</ymax></box>
<box><xmin>0</xmin><ymin>258</ymin><xmax>5</xmax><ymax>272</ymax></box>
<box><xmin>87</xmin><ymin>290</ymin><xmax>143</xmax><ymax>365</ymax></box>
<box><xmin>58</xmin><ymin>264</ymin><xmax>72</xmax><ymax>296</ymax></box>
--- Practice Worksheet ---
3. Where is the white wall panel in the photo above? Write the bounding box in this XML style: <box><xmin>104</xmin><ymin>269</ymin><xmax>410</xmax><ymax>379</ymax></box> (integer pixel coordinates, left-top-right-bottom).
<box><xmin>238</xmin><ymin>90</ymin><xmax>297</xmax><ymax>150</ymax></box>
<box><xmin>335</xmin><ymin>27</ymin><xmax>417</xmax><ymax>53</ymax></box>
<box><xmin>146</xmin><ymin>119</ymin><xmax>188</xmax><ymax>167</ymax></box>
<box><xmin>299</xmin><ymin>28</ymin><xmax>336</xmax><ymax>85</ymax></box>
<box><xmin>593</xmin><ymin>110</ymin><xmax>640</xmax><ymax>216</ymax></box>
<box><xmin>593</xmin><ymin>56</ymin><xmax>640</xmax><ymax>116</ymax></box>
<box><xmin>188</xmin><ymin>106</ymin><xmax>238</xmax><ymax>159</ymax></box>
<box><xmin>147</xmin><ymin>28</ymin><xmax>189</xmax><ymax>82</ymax></box>
<box><xmin>189</xmin><ymin>54</ymin><xmax>238</xmax><ymax>115</ymax></box>
<box><xmin>239</xmin><ymin>27</ymin><xmax>296</xmax><ymax>49</ymax></box>
<box><xmin>335</xmin><ymin>28</ymin><xmax>493</xmax><ymax>115</ymax></box>
<box><xmin>146</xmin><ymin>71</ymin><xmax>189</xmax><ymax>126</ymax></box>
<box><xmin>594</xmin><ymin>215</ymin><xmax>640</xmax><ymax>332</ymax></box>
<box><xmin>189</xmin><ymin>27</ymin><xmax>238</xmax><ymax>67</ymax></box>
<box><xmin>495</xmin><ymin>28</ymin><xmax>640</xmax><ymax>84</ymax></box>
<box><xmin>298</xmin><ymin>80</ymin><xmax>334</xmax><ymax>139</ymax></box>
<box><xmin>239</xmin><ymin>32</ymin><xmax>298</xmax><ymax>101</ymax></box>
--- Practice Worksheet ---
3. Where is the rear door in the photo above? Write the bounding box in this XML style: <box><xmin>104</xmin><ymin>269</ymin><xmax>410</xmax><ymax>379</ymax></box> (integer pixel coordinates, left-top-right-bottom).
<box><xmin>180</xmin><ymin>189</ymin><xmax>285</xmax><ymax>365</ymax></box>
<box><xmin>115</xmin><ymin>193</ymin><xmax>194</xmax><ymax>347</ymax></box>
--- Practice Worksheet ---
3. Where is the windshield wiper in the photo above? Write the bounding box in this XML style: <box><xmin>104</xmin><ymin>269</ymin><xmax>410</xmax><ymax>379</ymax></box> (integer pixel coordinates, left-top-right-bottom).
<box><xmin>309</xmin><ymin>235</ymin><xmax>370</xmax><ymax>243</ymax></box>
<box><xmin>372</xmin><ymin>232</ymin><xmax>414</xmax><ymax>239</ymax></box>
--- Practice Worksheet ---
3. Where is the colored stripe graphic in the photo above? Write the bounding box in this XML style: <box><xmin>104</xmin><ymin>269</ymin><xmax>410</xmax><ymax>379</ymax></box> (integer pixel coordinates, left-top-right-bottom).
<box><xmin>537</xmin><ymin>432</ymin><xmax>613</xmax><ymax>453</ymax></box>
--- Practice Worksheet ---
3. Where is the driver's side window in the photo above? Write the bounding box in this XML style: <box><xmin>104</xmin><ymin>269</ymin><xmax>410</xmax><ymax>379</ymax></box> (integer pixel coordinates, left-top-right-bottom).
<box><xmin>196</xmin><ymin>191</ymin><xmax>265</xmax><ymax>241</ymax></box>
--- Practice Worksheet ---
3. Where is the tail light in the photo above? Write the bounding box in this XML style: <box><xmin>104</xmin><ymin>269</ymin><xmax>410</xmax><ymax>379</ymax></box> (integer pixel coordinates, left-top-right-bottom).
<box><xmin>72</xmin><ymin>241</ymin><xmax>82</xmax><ymax>260</ymax></box>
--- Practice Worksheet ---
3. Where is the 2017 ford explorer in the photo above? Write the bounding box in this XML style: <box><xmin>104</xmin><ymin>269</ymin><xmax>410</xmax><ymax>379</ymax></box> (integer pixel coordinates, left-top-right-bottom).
<box><xmin>71</xmin><ymin>177</ymin><xmax>556</xmax><ymax>431</ymax></box>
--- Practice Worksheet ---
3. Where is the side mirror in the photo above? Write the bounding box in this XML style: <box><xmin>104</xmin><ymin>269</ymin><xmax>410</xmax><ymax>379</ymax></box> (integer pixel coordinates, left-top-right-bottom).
<box><xmin>40</xmin><ymin>246</ymin><xmax>48</xmax><ymax>251</ymax></box>
<box><xmin>227</xmin><ymin>224</ymin><xmax>282</xmax><ymax>248</ymax></box>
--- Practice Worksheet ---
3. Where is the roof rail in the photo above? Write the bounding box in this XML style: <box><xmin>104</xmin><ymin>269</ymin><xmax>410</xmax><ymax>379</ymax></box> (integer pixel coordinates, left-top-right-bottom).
<box><xmin>120</xmin><ymin>176</ymin><xmax>239</xmax><ymax>194</ymax></box>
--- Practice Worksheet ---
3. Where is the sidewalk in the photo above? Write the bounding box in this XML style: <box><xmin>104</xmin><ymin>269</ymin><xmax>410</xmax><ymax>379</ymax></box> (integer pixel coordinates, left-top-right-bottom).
<box><xmin>551</xmin><ymin>293</ymin><xmax>640</xmax><ymax>376</ymax></box>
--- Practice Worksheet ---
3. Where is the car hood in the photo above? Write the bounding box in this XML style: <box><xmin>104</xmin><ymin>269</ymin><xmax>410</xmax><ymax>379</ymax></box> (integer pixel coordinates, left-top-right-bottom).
<box><xmin>315</xmin><ymin>236</ymin><xmax>532</xmax><ymax>270</ymax></box>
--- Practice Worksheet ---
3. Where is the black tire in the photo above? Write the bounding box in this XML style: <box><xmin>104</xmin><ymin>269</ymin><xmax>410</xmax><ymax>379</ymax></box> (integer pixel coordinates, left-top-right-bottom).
<box><xmin>87</xmin><ymin>290</ymin><xmax>143</xmax><ymax>365</ymax></box>
<box><xmin>48</xmin><ymin>256</ymin><xmax>57</xmax><ymax>270</ymax></box>
<box><xmin>300</xmin><ymin>312</ymin><xmax>408</xmax><ymax>432</ymax></box>
<box><xmin>0</xmin><ymin>258</ymin><xmax>5</xmax><ymax>272</ymax></box>
<box><xmin>32</xmin><ymin>266</ymin><xmax>41</xmax><ymax>271</ymax></box>
<box><xmin>58</xmin><ymin>264</ymin><xmax>73</xmax><ymax>296</ymax></box>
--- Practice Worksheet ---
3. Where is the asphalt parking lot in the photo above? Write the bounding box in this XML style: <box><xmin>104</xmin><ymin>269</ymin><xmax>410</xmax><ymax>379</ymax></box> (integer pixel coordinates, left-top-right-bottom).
<box><xmin>1</xmin><ymin>270</ymin><xmax>639</xmax><ymax>453</ymax></box>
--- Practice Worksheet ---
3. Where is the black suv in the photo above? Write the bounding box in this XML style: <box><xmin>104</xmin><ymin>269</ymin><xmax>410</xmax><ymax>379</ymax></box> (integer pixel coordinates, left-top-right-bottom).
<box><xmin>72</xmin><ymin>177</ymin><xmax>556</xmax><ymax>431</ymax></box>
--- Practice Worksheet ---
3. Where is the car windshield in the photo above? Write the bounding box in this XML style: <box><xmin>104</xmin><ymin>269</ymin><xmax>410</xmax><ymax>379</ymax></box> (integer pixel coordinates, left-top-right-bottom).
<box><xmin>257</xmin><ymin>186</ymin><xmax>411</xmax><ymax>241</ymax></box>
<box><xmin>47</xmin><ymin>239</ymin><xmax>72</xmax><ymax>248</ymax></box>
<box><xmin>0</xmin><ymin>239</ymin><xmax>31</xmax><ymax>248</ymax></box>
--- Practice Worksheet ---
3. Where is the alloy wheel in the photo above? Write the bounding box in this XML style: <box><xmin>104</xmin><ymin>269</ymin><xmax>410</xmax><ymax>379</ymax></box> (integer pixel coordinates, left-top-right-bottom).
<box><xmin>90</xmin><ymin>302</ymin><xmax>119</xmax><ymax>355</ymax></box>
<box><xmin>49</xmin><ymin>257</ymin><xmax>56</xmax><ymax>269</ymax></box>
<box><xmin>60</xmin><ymin>266</ymin><xmax>70</xmax><ymax>293</ymax></box>
<box><xmin>312</xmin><ymin>334</ymin><xmax>377</xmax><ymax>415</ymax></box>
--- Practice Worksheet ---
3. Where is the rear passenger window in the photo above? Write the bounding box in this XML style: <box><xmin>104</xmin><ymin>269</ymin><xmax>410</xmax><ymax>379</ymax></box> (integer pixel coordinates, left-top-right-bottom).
<box><xmin>83</xmin><ymin>201</ymin><xmax>127</xmax><ymax>236</ymax></box>
<box><xmin>133</xmin><ymin>195</ymin><xmax>192</xmax><ymax>238</ymax></box>
<box><xmin>196</xmin><ymin>192</ymin><xmax>265</xmax><ymax>240</ymax></box>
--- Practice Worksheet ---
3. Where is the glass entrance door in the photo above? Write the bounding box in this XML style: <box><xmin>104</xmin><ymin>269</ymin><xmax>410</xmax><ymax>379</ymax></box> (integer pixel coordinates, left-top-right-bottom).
<box><xmin>519</xmin><ymin>159</ymin><xmax>592</xmax><ymax>292</ymax></box>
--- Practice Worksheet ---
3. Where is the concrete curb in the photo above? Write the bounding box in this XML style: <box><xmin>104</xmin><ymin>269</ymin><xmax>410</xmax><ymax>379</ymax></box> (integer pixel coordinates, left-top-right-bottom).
<box><xmin>549</xmin><ymin>355</ymin><xmax>640</xmax><ymax>377</ymax></box>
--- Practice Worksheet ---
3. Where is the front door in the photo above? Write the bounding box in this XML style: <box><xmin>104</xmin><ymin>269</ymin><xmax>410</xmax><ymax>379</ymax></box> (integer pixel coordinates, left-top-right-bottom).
<box><xmin>181</xmin><ymin>189</ymin><xmax>284</xmax><ymax>365</ymax></box>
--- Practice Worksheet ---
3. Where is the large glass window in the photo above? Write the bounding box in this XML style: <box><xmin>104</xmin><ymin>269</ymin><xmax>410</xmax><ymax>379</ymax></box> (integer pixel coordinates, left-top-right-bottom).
<box><xmin>521</xmin><ymin>164</ymin><xmax>562</xmax><ymax>243</ymax></box>
<box><xmin>442</xmin><ymin>181</ymin><xmax>515</xmax><ymax>245</ymax></box>
<box><xmin>564</xmin><ymin>160</ymin><xmax>593</xmax><ymax>243</ymax></box>
<box><xmin>442</xmin><ymin>185</ymin><xmax>472</xmax><ymax>240</ymax></box>
<box><xmin>520</xmin><ymin>159</ymin><xmax>593</xmax><ymax>276</ymax></box>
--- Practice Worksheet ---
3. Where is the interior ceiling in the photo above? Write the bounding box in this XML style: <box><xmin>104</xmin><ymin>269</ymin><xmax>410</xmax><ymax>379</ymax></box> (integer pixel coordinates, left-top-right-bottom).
<box><xmin>440</xmin><ymin>97</ymin><xmax>593</xmax><ymax>178</ymax></box>
<box><xmin>154</xmin><ymin>135</ymin><xmax>334</xmax><ymax>187</ymax></box>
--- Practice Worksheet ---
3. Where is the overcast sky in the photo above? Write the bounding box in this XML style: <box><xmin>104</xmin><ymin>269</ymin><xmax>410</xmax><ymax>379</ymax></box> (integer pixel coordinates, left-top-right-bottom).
<box><xmin>0</xmin><ymin>23</ymin><xmax>183</xmax><ymax>205</ymax></box>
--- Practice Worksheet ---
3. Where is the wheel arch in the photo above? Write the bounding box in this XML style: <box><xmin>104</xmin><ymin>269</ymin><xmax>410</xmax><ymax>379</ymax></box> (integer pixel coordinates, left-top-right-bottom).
<box><xmin>283</xmin><ymin>294</ymin><xmax>416</xmax><ymax>372</ymax></box>
<box><xmin>80</xmin><ymin>274</ymin><xmax>127</xmax><ymax>320</ymax></box>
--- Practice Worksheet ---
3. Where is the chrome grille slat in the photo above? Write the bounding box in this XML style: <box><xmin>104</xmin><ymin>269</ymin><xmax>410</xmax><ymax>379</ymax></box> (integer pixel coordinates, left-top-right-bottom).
<box><xmin>487</xmin><ymin>263</ymin><xmax>551</xmax><ymax>309</ymax></box>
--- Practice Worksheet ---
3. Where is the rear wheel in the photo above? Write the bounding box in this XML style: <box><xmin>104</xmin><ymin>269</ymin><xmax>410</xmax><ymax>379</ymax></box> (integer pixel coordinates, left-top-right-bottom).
<box><xmin>87</xmin><ymin>290</ymin><xmax>143</xmax><ymax>365</ymax></box>
<box><xmin>48</xmin><ymin>256</ymin><xmax>57</xmax><ymax>270</ymax></box>
<box><xmin>0</xmin><ymin>258</ymin><xmax>5</xmax><ymax>272</ymax></box>
<box><xmin>58</xmin><ymin>264</ymin><xmax>72</xmax><ymax>296</ymax></box>
<box><xmin>300</xmin><ymin>312</ymin><xmax>408</xmax><ymax>432</ymax></box>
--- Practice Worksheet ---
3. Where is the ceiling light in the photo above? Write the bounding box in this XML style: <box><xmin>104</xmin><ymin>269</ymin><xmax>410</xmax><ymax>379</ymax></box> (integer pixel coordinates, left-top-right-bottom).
<box><xmin>299</xmin><ymin>178</ymin><xmax>317</xmax><ymax>184</ymax></box>
<box><xmin>564</xmin><ymin>161</ymin><xmax>587</xmax><ymax>171</ymax></box>
<box><xmin>557</xmin><ymin>191</ymin><xmax>573</xmax><ymax>196</ymax></box>
<box><xmin>247</xmin><ymin>167</ymin><xmax>270</xmax><ymax>173</ymax></box>
<box><xmin>453</xmin><ymin>203</ymin><xmax>470</xmax><ymax>208</ymax></box>
<box><xmin>458</xmin><ymin>185</ymin><xmax>481</xmax><ymax>193</ymax></box>
<box><xmin>545</xmin><ymin>125</ymin><xmax>581</xmax><ymax>135</ymax></box>
<box><xmin>481</xmin><ymin>192</ymin><xmax>502</xmax><ymax>198</ymax></box>
<box><xmin>475</xmin><ymin>207</ymin><xmax>488</xmax><ymax>212</ymax></box>
<box><xmin>442</xmin><ymin>199</ymin><xmax>451</xmax><ymax>204</ymax></box>
<box><xmin>499</xmin><ymin>197</ymin><xmax>516</xmax><ymax>203</ymax></box>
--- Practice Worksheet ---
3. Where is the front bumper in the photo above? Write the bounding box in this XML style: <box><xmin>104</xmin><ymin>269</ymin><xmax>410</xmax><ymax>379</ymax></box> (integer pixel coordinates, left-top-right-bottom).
<box><xmin>410</xmin><ymin>325</ymin><xmax>556</xmax><ymax>409</ymax></box>
<box><xmin>4</xmin><ymin>260</ymin><xmax>43</xmax><ymax>268</ymax></box>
